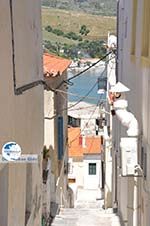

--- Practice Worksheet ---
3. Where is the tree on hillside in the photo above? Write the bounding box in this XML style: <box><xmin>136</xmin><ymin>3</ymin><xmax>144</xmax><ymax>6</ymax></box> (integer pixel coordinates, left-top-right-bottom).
<box><xmin>79</xmin><ymin>25</ymin><xmax>90</xmax><ymax>36</ymax></box>
<box><xmin>45</xmin><ymin>25</ymin><xmax>52</xmax><ymax>32</ymax></box>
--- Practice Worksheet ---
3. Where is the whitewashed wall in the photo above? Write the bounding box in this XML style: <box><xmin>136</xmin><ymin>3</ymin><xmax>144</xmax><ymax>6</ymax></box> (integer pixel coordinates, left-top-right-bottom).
<box><xmin>116</xmin><ymin>0</ymin><xmax>150</xmax><ymax>226</ymax></box>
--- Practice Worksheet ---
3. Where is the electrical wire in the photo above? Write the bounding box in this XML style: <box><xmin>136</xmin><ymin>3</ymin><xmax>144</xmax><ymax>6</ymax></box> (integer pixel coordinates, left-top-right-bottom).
<box><xmin>46</xmin><ymin>54</ymin><xmax>114</xmax><ymax>98</ymax></box>
<box><xmin>45</xmin><ymin>81</ymin><xmax>99</xmax><ymax>120</ymax></box>
<box><xmin>68</xmin><ymin>106</ymin><xmax>110</xmax><ymax>115</ymax></box>
<box><xmin>9</xmin><ymin>0</ymin><xmax>54</xmax><ymax>95</ymax></box>
<box><xmin>52</xmin><ymin>55</ymin><xmax>115</xmax><ymax>95</ymax></box>
<box><xmin>45</xmin><ymin>63</ymin><xmax>107</xmax><ymax>119</ymax></box>
<box><xmin>56</xmin><ymin>51</ymin><xmax>114</xmax><ymax>89</ymax></box>
<box><xmin>68</xmin><ymin>99</ymin><xmax>102</xmax><ymax>145</ymax></box>
<box><xmin>67</xmin><ymin>56</ymin><xmax>117</xmax><ymax>145</ymax></box>
<box><xmin>65</xmin><ymin>81</ymin><xmax>98</xmax><ymax>110</ymax></box>
<box><xmin>52</xmin><ymin>88</ymin><xmax>104</xmax><ymax>101</ymax></box>
<box><xmin>10</xmin><ymin>0</ymin><xmax>115</xmax><ymax>96</ymax></box>
<box><xmin>45</xmin><ymin>80</ymin><xmax>98</xmax><ymax>119</ymax></box>
<box><xmin>68</xmin><ymin>104</ymin><xmax>104</xmax><ymax>111</ymax></box>
<box><xmin>45</xmin><ymin>53</ymin><xmax>116</xmax><ymax>119</ymax></box>
<box><xmin>59</xmin><ymin>55</ymin><xmax>115</xmax><ymax>105</ymax></box>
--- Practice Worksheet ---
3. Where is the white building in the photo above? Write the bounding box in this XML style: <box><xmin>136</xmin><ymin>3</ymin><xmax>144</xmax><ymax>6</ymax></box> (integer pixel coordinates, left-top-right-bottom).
<box><xmin>68</xmin><ymin>101</ymin><xmax>105</xmax><ymax>136</ymax></box>
<box><xmin>110</xmin><ymin>1</ymin><xmax>150</xmax><ymax>226</ymax></box>
<box><xmin>68</xmin><ymin>127</ymin><xmax>103</xmax><ymax>192</ymax></box>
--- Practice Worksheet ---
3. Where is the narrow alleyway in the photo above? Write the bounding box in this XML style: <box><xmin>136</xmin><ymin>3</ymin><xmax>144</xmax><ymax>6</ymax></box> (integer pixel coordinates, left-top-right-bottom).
<box><xmin>51</xmin><ymin>189</ymin><xmax>121</xmax><ymax>226</ymax></box>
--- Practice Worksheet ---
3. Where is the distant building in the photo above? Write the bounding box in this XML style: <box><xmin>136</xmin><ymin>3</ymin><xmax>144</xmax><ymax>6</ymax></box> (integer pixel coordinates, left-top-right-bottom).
<box><xmin>68</xmin><ymin>101</ymin><xmax>104</xmax><ymax>136</ymax></box>
<box><xmin>68</xmin><ymin>127</ymin><xmax>103</xmax><ymax>191</ymax></box>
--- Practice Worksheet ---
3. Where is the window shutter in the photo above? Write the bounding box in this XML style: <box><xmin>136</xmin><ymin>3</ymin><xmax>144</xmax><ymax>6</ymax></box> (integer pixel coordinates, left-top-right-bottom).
<box><xmin>57</xmin><ymin>116</ymin><xmax>64</xmax><ymax>160</ymax></box>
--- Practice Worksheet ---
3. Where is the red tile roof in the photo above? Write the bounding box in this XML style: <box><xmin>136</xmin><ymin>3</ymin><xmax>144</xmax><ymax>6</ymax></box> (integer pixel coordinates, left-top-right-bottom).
<box><xmin>43</xmin><ymin>53</ymin><xmax>71</xmax><ymax>77</ymax></box>
<box><xmin>68</xmin><ymin>127</ymin><xmax>102</xmax><ymax>157</ymax></box>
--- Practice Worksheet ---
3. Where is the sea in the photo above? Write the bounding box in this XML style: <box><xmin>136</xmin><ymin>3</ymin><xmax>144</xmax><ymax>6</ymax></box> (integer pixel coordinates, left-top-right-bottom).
<box><xmin>68</xmin><ymin>65</ymin><xmax>106</xmax><ymax>105</ymax></box>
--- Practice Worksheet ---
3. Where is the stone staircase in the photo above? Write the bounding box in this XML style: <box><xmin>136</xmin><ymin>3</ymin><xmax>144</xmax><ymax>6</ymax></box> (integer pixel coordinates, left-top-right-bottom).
<box><xmin>51</xmin><ymin>189</ymin><xmax>122</xmax><ymax>226</ymax></box>
<box><xmin>51</xmin><ymin>208</ymin><xmax>121</xmax><ymax>226</ymax></box>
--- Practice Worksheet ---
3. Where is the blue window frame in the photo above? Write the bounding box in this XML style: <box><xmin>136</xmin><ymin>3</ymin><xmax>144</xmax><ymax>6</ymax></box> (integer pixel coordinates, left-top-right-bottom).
<box><xmin>57</xmin><ymin>116</ymin><xmax>64</xmax><ymax>160</ymax></box>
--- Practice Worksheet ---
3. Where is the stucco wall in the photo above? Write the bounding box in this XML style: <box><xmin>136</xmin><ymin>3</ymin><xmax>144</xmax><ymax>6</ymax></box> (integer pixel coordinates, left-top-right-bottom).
<box><xmin>117</xmin><ymin>0</ymin><xmax>150</xmax><ymax>226</ymax></box>
<box><xmin>44</xmin><ymin>72</ymin><xmax>69</xmax><ymax>208</ymax></box>
<box><xmin>84</xmin><ymin>159</ymin><xmax>102</xmax><ymax>189</ymax></box>
<box><xmin>0</xmin><ymin>1</ymin><xmax>43</xmax><ymax>226</ymax></box>
<box><xmin>69</xmin><ymin>156</ymin><xmax>102</xmax><ymax>190</ymax></box>
<box><xmin>73</xmin><ymin>162</ymin><xmax>84</xmax><ymax>188</ymax></box>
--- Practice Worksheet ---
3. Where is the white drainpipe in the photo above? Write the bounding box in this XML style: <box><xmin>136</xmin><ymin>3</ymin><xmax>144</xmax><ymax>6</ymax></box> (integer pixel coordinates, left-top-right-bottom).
<box><xmin>113</xmin><ymin>99</ymin><xmax>139</xmax><ymax>136</ymax></box>
<box><xmin>113</xmin><ymin>99</ymin><xmax>139</xmax><ymax>226</ymax></box>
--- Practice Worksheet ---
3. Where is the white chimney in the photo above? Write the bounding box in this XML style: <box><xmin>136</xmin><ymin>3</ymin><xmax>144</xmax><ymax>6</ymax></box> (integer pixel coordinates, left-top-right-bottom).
<box><xmin>82</xmin><ymin>135</ymin><xmax>86</xmax><ymax>148</ymax></box>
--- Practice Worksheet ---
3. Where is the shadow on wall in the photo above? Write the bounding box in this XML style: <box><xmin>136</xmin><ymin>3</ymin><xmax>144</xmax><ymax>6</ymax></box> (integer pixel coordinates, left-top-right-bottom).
<box><xmin>42</xmin><ymin>144</ymin><xmax>75</xmax><ymax>224</ymax></box>
<box><xmin>105</xmin><ymin>184</ymin><xmax>112</xmax><ymax>208</ymax></box>
<box><xmin>42</xmin><ymin>146</ymin><xmax>50</xmax><ymax>184</ymax></box>
<box><xmin>0</xmin><ymin>165</ymin><xmax>8</xmax><ymax>226</ymax></box>
<box><xmin>67</xmin><ymin>186</ymin><xmax>74</xmax><ymax>208</ymax></box>
<box><xmin>25</xmin><ymin>162</ymin><xmax>42</xmax><ymax>226</ymax></box>
<box><xmin>42</xmin><ymin>145</ymin><xmax>61</xmax><ymax>222</ymax></box>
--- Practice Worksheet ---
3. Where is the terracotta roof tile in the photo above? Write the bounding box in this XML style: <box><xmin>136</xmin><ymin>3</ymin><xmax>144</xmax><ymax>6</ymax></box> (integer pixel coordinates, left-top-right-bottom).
<box><xmin>43</xmin><ymin>53</ymin><xmax>71</xmax><ymax>77</ymax></box>
<box><xmin>68</xmin><ymin>127</ymin><xmax>102</xmax><ymax>157</ymax></box>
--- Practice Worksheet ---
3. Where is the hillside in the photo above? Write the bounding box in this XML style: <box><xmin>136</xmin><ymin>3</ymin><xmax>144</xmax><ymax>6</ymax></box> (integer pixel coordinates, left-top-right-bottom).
<box><xmin>42</xmin><ymin>8</ymin><xmax>116</xmax><ymax>42</ymax></box>
<box><xmin>42</xmin><ymin>8</ymin><xmax>116</xmax><ymax>58</ymax></box>
<box><xmin>41</xmin><ymin>0</ymin><xmax>117</xmax><ymax>16</ymax></box>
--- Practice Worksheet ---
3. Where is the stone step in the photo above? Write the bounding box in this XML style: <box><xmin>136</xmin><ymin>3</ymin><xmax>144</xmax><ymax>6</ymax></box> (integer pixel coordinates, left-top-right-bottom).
<box><xmin>59</xmin><ymin>209</ymin><xmax>114</xmax><ymax>216</ymax></box>
<box><xmin>52</xmin><ymin>208</ymin><xmax>122</xmax><ymax>226</ymax></box>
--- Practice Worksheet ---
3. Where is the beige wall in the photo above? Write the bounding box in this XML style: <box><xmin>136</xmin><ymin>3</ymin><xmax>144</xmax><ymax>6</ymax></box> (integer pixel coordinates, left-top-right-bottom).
<box><xmin>44</xmin><ymin>71</ymin><xmax>69</xmax><ymax>207</ymax></box>
<box><xmin>0</xmin><ymin>1</ymin><xmax>43</xmax><ymax>226</ymax></box>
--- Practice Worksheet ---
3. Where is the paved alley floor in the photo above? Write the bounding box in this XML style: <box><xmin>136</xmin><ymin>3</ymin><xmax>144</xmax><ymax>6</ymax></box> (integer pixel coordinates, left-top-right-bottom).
<box><xmin>51</xmin><ymin>188</ymin><xmax>122</xmax><ymax>226</ymax></box>
<box><xmin>75</xmin><ymin>188</ymin><xmax>104</xmax><ymax>209</ymax></box>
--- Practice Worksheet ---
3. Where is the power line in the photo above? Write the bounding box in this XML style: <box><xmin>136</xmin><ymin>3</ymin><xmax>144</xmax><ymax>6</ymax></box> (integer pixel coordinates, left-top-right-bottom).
<box><xmin>52</xmin><ymin>88</ymin><xmax>103</xmax><ymax>101</ymax></box>
<box><xmin>53</xmin><ymin>55</ymin><xmax>115</xmax><ymax>102</ymax></box>
<box><xmin>45</xmin><ymin>66</ymin><xmax>107</xmax><ymax>119</ymax></box>
<box><xmin>9</xmin><ymin>0</ymin><xmax>53</xmax><ymax>95</ymax></box>
<box><xmin>56</xmin><ymin>51</ymin><xmax>114</xmax><ymax>89</ymax></box>
<box><xmin>45</xmin><ymin>54</ymin><xmax>116</xmax><ymax>119</ymax></box>
<box><xmin>67</xmin><ymin>51</ymin><xmax>114</xmax><ymax>82</ymax></box>
<box><xmin>68</xmin><ymin>99</ymin><xmax>101</xmax><ymax>145</ymax></box>
<box><xmin>45</xmin><ymin>80</ymin><xmax>100</xmax><ymax>120</ymax></box>
<box><xmin>56</xmin><ymin>62</ymin><xmax>108</xmax><ymax>110</ymax></box>
<box><xmin>68</xmin><ymin>105</ymin><xmax>110</xmax><ymax>115</ymax></box>
<box><xmin>46</xmin><ymin>54</ymin><xmax>115</xmax><ymax>94</ymax></box>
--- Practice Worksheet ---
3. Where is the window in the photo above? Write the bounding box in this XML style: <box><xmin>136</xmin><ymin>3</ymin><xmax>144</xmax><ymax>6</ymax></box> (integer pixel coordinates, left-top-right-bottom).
<box><xmin>89</xmin><ymin>163</ymin><xmax>96</xmax><ymax>175</ymax></box>
<box><xmin>131</xmin><ymin>0</ymin><xmax>138</xmax><ymax>55</ymax></box>
<box><xmin>68</xmin><ymin>116</ymin><xmax>80</xmax><ymax>127</ymax></box>
<box><xmin>141</xmin><ymin>0</ymin><xmax>150</xmax><ymax>59</ymax></box>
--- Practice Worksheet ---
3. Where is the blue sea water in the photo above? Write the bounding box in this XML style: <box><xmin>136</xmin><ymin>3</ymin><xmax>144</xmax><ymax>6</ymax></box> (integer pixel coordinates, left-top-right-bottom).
<box><xmin>68</xmin><ymin>66</ymin><xmax>106</xmax><ymax>104</ymax></box>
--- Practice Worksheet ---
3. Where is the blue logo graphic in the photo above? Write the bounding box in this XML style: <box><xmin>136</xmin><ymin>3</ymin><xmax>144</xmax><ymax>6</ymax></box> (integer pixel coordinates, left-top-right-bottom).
<box><xmin>2</xmin><ymin>142</ymin><xmax>22</xmax><ymax>161</ymax></box>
